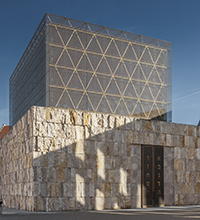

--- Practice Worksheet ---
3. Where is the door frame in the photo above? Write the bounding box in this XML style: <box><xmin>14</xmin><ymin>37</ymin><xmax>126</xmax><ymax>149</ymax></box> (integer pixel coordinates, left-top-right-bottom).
<box><xmin>141</xmin><ymin>145</ymin><xmax>164</xmax><ymax>208</ymax></box>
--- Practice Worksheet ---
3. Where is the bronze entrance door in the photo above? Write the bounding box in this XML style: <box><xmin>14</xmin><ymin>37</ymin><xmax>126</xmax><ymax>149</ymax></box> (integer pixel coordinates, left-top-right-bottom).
<box><xmin>141</xmin><ymin>145</ymin><xmax>164</xmax><ymax>207</ymax></box>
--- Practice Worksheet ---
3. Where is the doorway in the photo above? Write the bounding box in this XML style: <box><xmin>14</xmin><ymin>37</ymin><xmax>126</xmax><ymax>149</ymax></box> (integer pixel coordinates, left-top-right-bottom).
<box><xmin>141</xmin><ymin>145</ymin><xmax>164</xmax><ymax>207</ymax></box>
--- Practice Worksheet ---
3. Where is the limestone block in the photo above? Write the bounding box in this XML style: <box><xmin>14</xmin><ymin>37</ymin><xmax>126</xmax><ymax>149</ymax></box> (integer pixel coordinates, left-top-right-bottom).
<box><xmin>84</xmin><ymin>140</ymin><xmax>95</xmax><ymax>155</ymax></box>
<box><xmin>174</xmin><ymin>147</ymin><xmax>181</xmax><ymax>159</ymax></box>
<box><xmin>125</xmin><ymin>117</ymin><xmax>134</xmax><ymax>130</ymax></box>
<box><xmin>132</xmin><ymin>131</ymin><xmax>140</xmax><ymax>144</ymax></box>
<box><xmin>104</xmin><ymin>197</ymin><xmax>111</xmax><ymax>210</ymax></box>
<box><xmin>70</xmin><ymin>110</ymin><xmax>83</xmax><ymax>126</ymax></box>
<box><xmin>135</xmin><ymin>119</ymin><xmax>142</xmax><ymax>132</ymax></box>
<box><xmin>75</xmin><ymin>126</ymin><xmax>84</xmax><ymax>140</ymax></box>
<box><xmin>95</xmin><ymin>196</ymin><xmax>103</xmax><ymax>210</ymax></box>
<box><xmin>166</xmin><ymin>134</ymin><xmax>172</xmax><ymax>146</ymax></box>
<box><xmin>83</xmin><ymin>112</ymin><xmax>91</xmax><ymax>127</ymax></box>
<box><xmin>189</xmin><ymin>136</ymin><xmax>195</xmax><ymax>148</ymax></box>
<box><xmin>46</xmin><ymin>123</ymin><xmax>56</xmax><ymax>138</ymax></box>
<box><xmin>89</xmin><ymin>183</ymin><xmax>95</xmax><ymax>197</ymax></box>
<box><xmin>131</xmin><ymin>170</ymin><xmax>141</xmax><ymax>184</ymax></box>
<box><xmin>65</xmin><ymin>125</ymin><xmax>76</xmax><ymax>140</ymax></box>
<box><xmin>108</xmin><ymin>115</ymin><xmax>115</xmax><ymax>129</ymax></box>
<box><xmin>36</xmin><ymin>107</ymin><xmax>46</xmax><ymax>122</ymax></box>
<box><xmin>54</xmin><ymin>123</ymin><xmax>65</xmax><ymax>138</ymax></box>
<box><xmin>115</xmin><ymin>116</ymin><xmax>124</xmax><ymax>128</ymax></box>
<box><xmin>109</xmin><ymin>142</ymin><xmax>119</xmax><ymax>156</ymax></box>
<box><xmin>123</xmin><ymin>130</ymin><xmax>133</xmax><ymax>144</ymax></box>
<box><xmin>105</xmin><ymin>129</ymin><xmax>114</xmax><ymax>143</ymax></box>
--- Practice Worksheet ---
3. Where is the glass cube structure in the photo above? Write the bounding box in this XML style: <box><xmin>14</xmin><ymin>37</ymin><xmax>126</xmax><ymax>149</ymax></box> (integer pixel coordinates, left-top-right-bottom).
<box><xmin>9</xmin><ymin>13</ymin><xmax>172</xmax><ymax>125</ymax></box>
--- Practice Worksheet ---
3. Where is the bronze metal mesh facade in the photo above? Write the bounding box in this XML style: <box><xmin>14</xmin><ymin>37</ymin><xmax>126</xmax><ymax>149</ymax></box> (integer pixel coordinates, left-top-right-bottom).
<box><xmin>10</xmin><ymin>13</ymin><xmax>172</xmax><ymax>125</ymax></box>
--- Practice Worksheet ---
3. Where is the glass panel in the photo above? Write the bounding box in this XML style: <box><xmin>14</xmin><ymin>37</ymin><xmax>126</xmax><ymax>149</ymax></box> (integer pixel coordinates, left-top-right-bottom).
<box><xmin>49</xmin><ymin>87</ymin><xmax>64</xmax><ymax>106</ymax></box>
<box><xmin>140</xmin><ymin>63</ymin><xmax>153</xmax><ymax>80</ymax></box>
<box><xmin>115</xmin><ymin>99</ymin><xmax>129</xmax><ymax>115</ymax></box>
<box><xmin>148</xmin><ymin>47</ymin><xmax>161</xmax><ymax>64</ymax></box>
<box><xmin>78</xmin><ymin>93</ymin><xmax>93</xmax><ymax>111</ymax></box>
<box><xmin>156</xmin><ymin>50</ymin><xmax>167</xmax><ymax>67</ymax></box>
<box><xmin>132</xmin><ymin>44</ymin><xmax>145</xmax><ymax>60</ymax></box>
<box><xmin>106</xmin><ymin>40</ymin><xmax>120</xmax><ymax>57</ymax></box>
<box><xmin>49</xmin><ymin>46</ymin><xmax>63</xmax><ymax>65</ymax></box>
<box><xmin>156</xmin><ymin>67</ymin><xmax>167</xmax><ymax>84</ymax></box>
<box><xmin>77</xmin><ymin>54</ymin><xmax>93</xmax><ymax>71</ymax></box>
<box><xmin>124</xmin><ymin>98</ymin><xmax>137</xmax><ymax>115</ymax></box>
<box><xmin>156</xmin><ymin>86</ymin><xmax>167</xmax><ymax>102</ymax></box>
<box><xmin>57</xmin><ymin>68</ymin><xmax>73</xmax><ymax>86</ymax></box>
<box><xmin>87</xmin><ymin>75</ymin><xmax>102</xmax><ymax>92</ymax></box>
<box><xmin>77</xmin><ymin>32</ymin><xmax>93</xmax><ymax>50</ymax></box>
<box><xmin>96</xmin><ymin>36</ymin><xmax>111</xmax><ymax>53</ymax></box>
<box><xmin>87</xmin><ymin>53</ymin><xmax>102</xmax><ymax>71</ymax></box>
<box><xmin>67</xmin><ymin>49</ymin><xmax>83</xmax><ymax>67</ymax></box>
<box><xmin>49</xmin><ymin>66</ymin><xmax>64</xmax><ymax>87</ymax></box>
<box><xmin>114</xmin><ymin>61</ymin><xmax>129</xmax><ymax>77</ymax></box>
<box><xmin>148</xmin><ymin>68</ymin><xmax>161</xmax><ymax>83</ymax></box>
<box><xmin>87</xmin><ymin>92</ymin><xmax>103</xmax><ymax>110</ymax></box>
<box><xmin>132</xmin><ymin>102</ymin><xmax>143</xmax><ymax>117</ymax></box>
<box><xmin>96</xmin><ymin>57</ymin><xmax>111</xmax><ymax>75</ymax></box>
<box><xmin>132</xmin><ymin>65</ymin><xmax>145</xmax><ymax>80</ymax></box>
<box><xmin>107</xmin><ymin>28</ymin><xmax>121</xmax><ymax>37</ymax></box>
<box><xmin>100</xmin><ymin>28</ymin><xmax>109</xmax><ymax>36</ymax></box>
<box><xmin>149</xmin><ymin>83</ymin><xmax>161</xmax><ymax>100</ymax></box>
<box><xmin>77</xmin><ymin>93</ymin><xmax>87</xmax><ymax>109</ymax></box>
<box><xmin>132</xmin><ymin>80</ymin><xmax>145</xmax><ymax>97</ymax></box>
<box><xmin>68</xmin><ymin>19</ymin><xmax>84</xmax><ymax>28</ymax></box>
<box><xmin>105</xmin><ymin>95</ymin><xmax>120</xmax><ymax>113</ymax></box>
<box><xmin>67</xmin><ymin>32</ymin><xmax>83</xmax><ymax>49</ymax></box>
<box><xmin>81</xmin><ymin>24</ymin><xmax>90</xmax><ymax>32</ymax></box>
<box><xmin>140</xmin><ymin>85</ymin><xmax>153</xmax><ymax>100</ymax></box>
<box><xmin>118</xmin><ymin>32</ymin><xmax>126</xmax><ymax>40</ymax></box>
<box><xmin>140</xmin><ymin>100</ymin><xmax>154</xmax><ymax>117</ymax></box>
<box><xmin>115</xmin><ymin>78</ymin><xmax>129</xmax><ymax>94</ymax></box>
<box><xmin>156</xmin><ymin>103</ymin><xmax>167</xmax><ymax>115</ymax></box>
<box><xmin>97</xmin><ymin>96</ymin><xmax>111</xmax><ymax>113</ymax></box>
<box><xmin>57</xmin><ymin>27</ymin><xmax>73</xmax><ymax>45</ymax></box>
<box><xmin>68</xmin><ymin>89</ymin><xmax>84</xmax><ymax>108</ymax></box>
<box><xmin>106</xmin><ymin>79</ymin><xmax>120</xmax><ymax>95</ymax></box>
<box><xmin>106</xmin><ymin>57</ymin><xmax>120</xmax><ymax>74</ymax></box>
<box><xmin>67</xmin><ymin>72</ymin><xmax>84</xmax><ymax>90</ymax></box>
<box><xmin>123</xmin><ymin>44</ymin><xmax>137</xmax><ymax>60</ymax></box>
<box><xmin>123</xmin><ymin>60</ymin><xmax>137</xmax><ymax>76</ymax></box>
<box><xmin>58</xmin><ymin>91</ymin><xmax>74</xmax><ymax>109</ymax></box>
<box><xmin>115</xmin><ymin>40</ymin><xmax>129</xmax><ymax>57</ymax></box>
<box><xmin>88</xmin><ymin>24</ymin><xmax>103</xmax><ymax>33</ymax></box>
<box><xmin>57</xmin><ymin>50</ymin><xmax>73</xmax><ymax>68</ymax></box>
<box><xmin>96</xmin><ymin>74</ymin><xmax>111</xmax><ymax>92</ymax></box>
<box><xmin>49</xmin><ymin>26</ymin><xmax>63</xmax><ymax>46</ymax></box>
<box><xmin>86</xmin><ymin>36</ymin><xmax>102</xmax><ymax>53</ymax></box>
<box><xmin>124</xmin><ymin>82</ymin><xmax>137</xmax><ymax>98</ymax></box>
<box><xmin>140</xmin><ymin>48</ymin><xmax>153</xmax><ymax>64</ymax></box>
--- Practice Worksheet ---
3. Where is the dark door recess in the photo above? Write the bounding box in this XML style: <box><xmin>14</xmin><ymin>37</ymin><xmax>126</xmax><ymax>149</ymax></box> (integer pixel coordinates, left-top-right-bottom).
<box><xmin>141</xmin><ymin>145</ymin><xmax>164</xmax><ymax>207</ymax></box>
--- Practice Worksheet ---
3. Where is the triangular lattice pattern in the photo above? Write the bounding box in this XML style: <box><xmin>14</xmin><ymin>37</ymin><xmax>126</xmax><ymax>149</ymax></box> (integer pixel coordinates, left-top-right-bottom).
<box><xmin>48</xmin><ymin>24</ymin><xmax>171</xmax><ymax>119</ymax></box>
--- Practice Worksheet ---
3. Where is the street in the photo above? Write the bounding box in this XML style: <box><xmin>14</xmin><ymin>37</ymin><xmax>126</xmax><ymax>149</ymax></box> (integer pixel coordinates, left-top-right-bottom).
<box><xmin>1</xmin><ymin>206</ymin><xmax>200</xmax><ymax>220</ymax></box>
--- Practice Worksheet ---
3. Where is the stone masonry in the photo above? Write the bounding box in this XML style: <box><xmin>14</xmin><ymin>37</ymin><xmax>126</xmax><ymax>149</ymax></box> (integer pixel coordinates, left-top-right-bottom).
<box><xmin>0</xmin><ymin>106</ymin><xmax>200</xmax><ymax>211</ymax></box>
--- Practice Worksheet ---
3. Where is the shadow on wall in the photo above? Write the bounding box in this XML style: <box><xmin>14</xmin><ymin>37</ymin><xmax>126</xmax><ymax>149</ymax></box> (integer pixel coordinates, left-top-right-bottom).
<box><xmin>32</xmin><ymin>108</ymin><xmax>142</xmax><ymax>211</ymax></box>
<box><xmin>1</xmin><ymin>107</ymin><xmax>174</xmax><ymax>211</ymax></box>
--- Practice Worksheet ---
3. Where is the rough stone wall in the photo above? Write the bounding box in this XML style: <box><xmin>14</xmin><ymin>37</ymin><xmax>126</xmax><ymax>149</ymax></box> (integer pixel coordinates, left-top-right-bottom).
<box><xmin>32</xmin><ymin>106</ymin><xmax>141</xmax><ymax>211</ymax></box>
<box><xmin>173</xmin><ymin>125</ymin><xmax>200</xmax><ymax>205</ymax></box>
<box><xmin>1</xmin><ymin>106</ymin><xmax>200</xmax><ymax>211</ymax></box>
<box><xmin>0</xmin><ymin>108</ymin><xmax>34</xmax><ymax>211</ymax></box>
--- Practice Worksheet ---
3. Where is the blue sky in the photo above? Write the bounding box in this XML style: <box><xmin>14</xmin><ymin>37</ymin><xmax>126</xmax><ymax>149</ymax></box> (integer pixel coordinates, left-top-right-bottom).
<box><xmin>1</xmin><ymin>0</ymin><xmax>200</xmax><ymax>126</ymax></box>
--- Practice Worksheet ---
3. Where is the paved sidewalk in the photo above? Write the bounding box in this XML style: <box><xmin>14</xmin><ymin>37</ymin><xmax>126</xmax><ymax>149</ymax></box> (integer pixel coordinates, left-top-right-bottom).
<box><xmin>2</xmin><ymin>205</ymin><xmax>200</xmax><ymax>215</ymax></box>
<box><xmin>1</xmin><ymin>206</ymin><xmax>200</xmax><ymax>220</ymax></box>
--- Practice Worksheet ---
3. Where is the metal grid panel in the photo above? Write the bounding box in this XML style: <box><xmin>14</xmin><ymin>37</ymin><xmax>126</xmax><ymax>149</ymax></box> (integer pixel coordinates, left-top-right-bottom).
<box><xmin>9</xmin><ymin>14</ymin><xmax>172</xmax><ymax>125</ymax></box>
<box><xmin>48</xmin><ymin>23</ymin><xmax>172</xmax><ymax>121</ymax></box>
